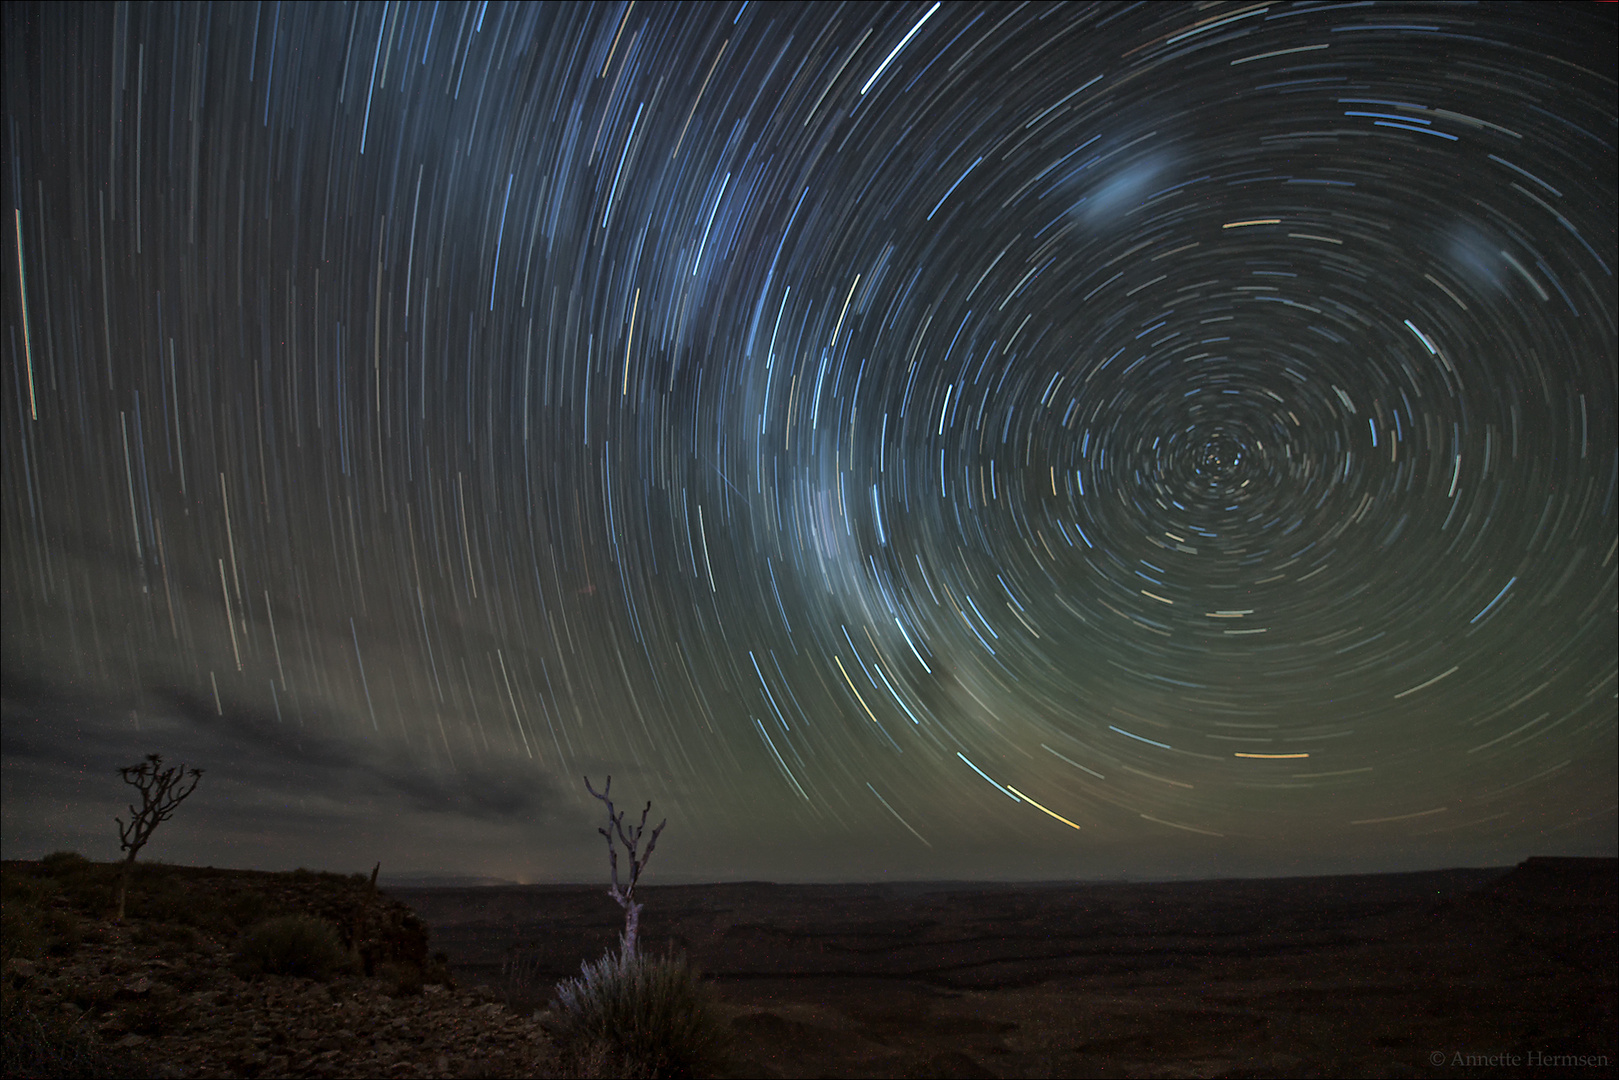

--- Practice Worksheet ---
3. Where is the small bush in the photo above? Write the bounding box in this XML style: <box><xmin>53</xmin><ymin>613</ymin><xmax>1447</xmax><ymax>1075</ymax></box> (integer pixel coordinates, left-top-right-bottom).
<box><xmin>557</xmin><ymin>1038</ymin><xmax>655</xmax><ymax>1079</ymax></box>
<box><xmin>233</xmin><ymin>915</ymin><xmax>350</xmax><ymax>980</ymax></box>
<box><xmin>547</xmin><ymin>948</ymin><xmax>728</xmax><ymax>1079</ymax></box>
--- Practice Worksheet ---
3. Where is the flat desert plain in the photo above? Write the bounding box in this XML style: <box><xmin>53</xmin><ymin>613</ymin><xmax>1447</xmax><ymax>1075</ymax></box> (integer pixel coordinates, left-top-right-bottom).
<box><xmin>393</xmin><ymin>857</ymin><xmax>1615</xmax><ymax>1079</ymax></box>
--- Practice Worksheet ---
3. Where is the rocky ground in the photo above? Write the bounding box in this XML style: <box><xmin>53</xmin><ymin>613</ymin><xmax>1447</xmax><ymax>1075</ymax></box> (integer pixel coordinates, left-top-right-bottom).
<box><xmin>1</xmin><ymin>860</ymin><xmax>558</xmax><ymax>1079</ymax></box>
<box><xmin>5</xmin><ymin>946</ymin><xmax>554</xmax><ymax>1079</ymax></box>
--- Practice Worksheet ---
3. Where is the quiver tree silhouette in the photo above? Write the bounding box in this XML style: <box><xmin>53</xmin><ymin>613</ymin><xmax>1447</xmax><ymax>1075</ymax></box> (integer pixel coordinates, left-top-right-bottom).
<box><xmin>114</xmin><ymin>753</ymin><xmax>203</xmax><ymax>921</ymax></box>
<box><xmin>584</xmin><ymin>775</ymin><xmax>665</xmax><ymax>957</ymax></box>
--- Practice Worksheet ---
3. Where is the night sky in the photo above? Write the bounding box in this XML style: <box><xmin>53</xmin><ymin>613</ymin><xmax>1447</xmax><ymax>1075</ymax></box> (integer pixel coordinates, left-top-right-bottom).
<box><xmin>3</xmin><ymin>2</ymin><xmax>1614</xmax><ymax>885</ymax></box>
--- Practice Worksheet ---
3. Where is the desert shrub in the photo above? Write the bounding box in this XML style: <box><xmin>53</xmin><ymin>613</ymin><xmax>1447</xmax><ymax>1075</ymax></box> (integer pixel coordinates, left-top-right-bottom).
<box><xmin>555</xmin><ymin>1038</ymin><xmax>655</xmax><ymax>1079</ymax></box>
<box><xmin>1</xmin><ymin>990</ymin><xmax>121</xmax><ymax>1079</ymax></box>
<box><xmin>40</xmin><ymin>851</ymin><xmax>89</xmax><ymax>871</ymax></box>
<box><xmin>233</xmin><ymin>915</ymin><xmax>350</xmax><ymax>980</ymax></box>
<box><xmin>547</xmin><ymin>948</ymin><xmax>728</xmax><ymax>1079</ymax></box>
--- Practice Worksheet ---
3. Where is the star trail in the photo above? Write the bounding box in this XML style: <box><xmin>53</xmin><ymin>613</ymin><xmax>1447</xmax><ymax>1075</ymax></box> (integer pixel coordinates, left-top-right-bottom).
<box><xmin>3</xmin><ymin>2</ymin><xmax>1614</xmax><ymax>882</ymax></box>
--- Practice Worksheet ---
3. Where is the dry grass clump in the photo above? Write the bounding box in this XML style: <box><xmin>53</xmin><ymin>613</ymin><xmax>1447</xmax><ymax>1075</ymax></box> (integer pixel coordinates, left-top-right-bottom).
<box><xmin>546</xmin><ymin>947</ymin><xmax>729</xmax><ymax>1079</ymax></box>
<box><xmin>232</xmin><ymin>913</ymin><xmax>353</xmax><ymax>980</ymax></box>
<box><xmin>0</xmin><ymin>990</ymin><xmax>123</xmax><ymax>1080</ymax></box>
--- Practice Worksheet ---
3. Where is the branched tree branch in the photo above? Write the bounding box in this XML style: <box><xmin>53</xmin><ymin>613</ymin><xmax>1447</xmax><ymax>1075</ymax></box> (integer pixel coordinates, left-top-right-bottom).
<box><xmin>584</xmin><ymin>775</ymin><xmax>666</xmax><ymax>956</ymax></box>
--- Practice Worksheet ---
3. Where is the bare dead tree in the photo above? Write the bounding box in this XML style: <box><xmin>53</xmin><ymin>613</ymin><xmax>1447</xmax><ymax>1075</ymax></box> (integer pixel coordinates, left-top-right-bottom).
<box><xmin>114</xmin><ymin>753</ymin><xmax>203</xmax><ymax>921</ymax></box>
<box><xmin>583</xmin><ymin>775</ymin><xmax>665</xmax><ymax>957</ymax></box>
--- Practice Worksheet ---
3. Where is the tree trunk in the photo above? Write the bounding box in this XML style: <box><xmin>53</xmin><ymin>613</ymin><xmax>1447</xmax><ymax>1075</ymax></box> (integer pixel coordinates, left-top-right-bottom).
<box><xmin>114</xmin><ymin>847</ymin><xmax>140</xmax><ymax>922</ymax></box>
<box><xmin>622</xmin><ymin>899</ymin><xmax>642</xmax><ymax>958</ymax></box>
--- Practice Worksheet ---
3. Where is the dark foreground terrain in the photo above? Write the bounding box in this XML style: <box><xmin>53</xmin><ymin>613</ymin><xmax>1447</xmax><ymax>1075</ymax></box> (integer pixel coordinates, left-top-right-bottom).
<box><xmin>3</xmin><ymin>857</ymin><xmax>1611</xmax><ymax>1078</ymax></box>
<box><xmin>394</xmin><ymin>857</ymin><xmax>1616</xmax><ymax>1079</ymax></box>
<box><xmin>1</xmin><ymin>859</ymin><xmax>555</xmax><ymax>1079</ymax></box>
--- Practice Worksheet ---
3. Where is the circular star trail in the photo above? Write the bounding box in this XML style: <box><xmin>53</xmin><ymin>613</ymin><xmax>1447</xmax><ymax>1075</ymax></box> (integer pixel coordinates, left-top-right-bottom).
<box><xmin>3</xmin><ymin>2</ymin><xmax>1613</xmax><ymax>880</ymax></box>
